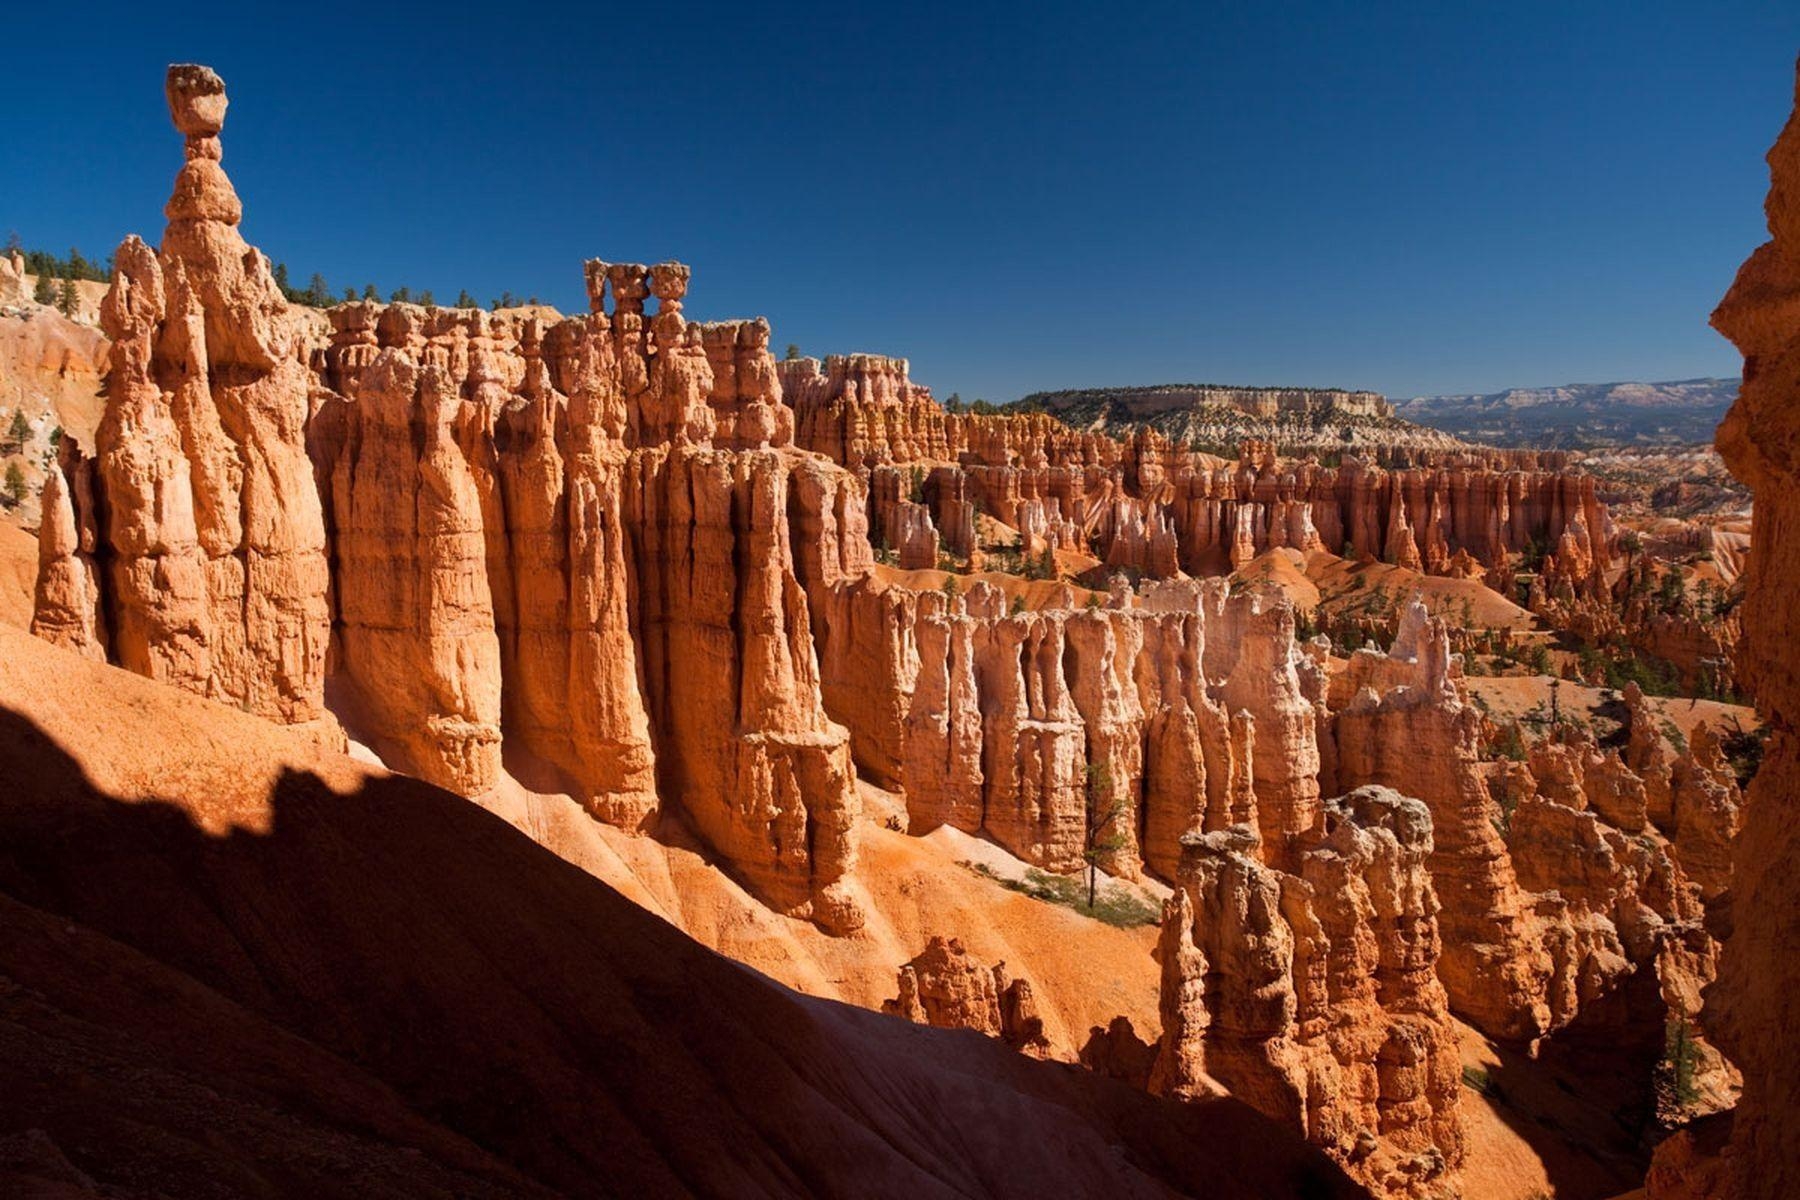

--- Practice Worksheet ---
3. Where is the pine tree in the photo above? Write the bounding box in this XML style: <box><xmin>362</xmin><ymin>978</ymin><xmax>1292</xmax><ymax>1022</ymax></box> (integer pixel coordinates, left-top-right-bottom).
<box><xmin>2</xmin><ymin>462</ymin><xmax>25</xmax><ymax>508</ymax></box>
<box><xmin>273</xmin><ymin>262</ymin><xmax>291</xmax><ymax>297</ymax></box>
<box><xmin>1082</xmin><ymin>761</ymin><xmax>1126</xmax><ymax>910</ymax></box>
<box><xmin>57</xmin><ymin>272</ymin><xmax>79</xmax><ymax>316</ymax></box>
<box><xmin>456</xmin><ymin>289</ymin><xmax>476</xmax><ymax>309</ymax></box>
<box><xmin>390</xmin><ymin>286</ymin><xmax>411</xmax><ymax>304</ymax></box>
<box><xmin>33</xmin><ymin>271</ymin><xmax>55</xmax><ymax>306</ymax></box>
<box><xmin>418</xmin><ymin>290</ymin><xmax>435</xmax><ymax>307</ymax></box>
<box><xmin>3</xmin><ymin>231</ymin><xmax>21</xmax><ymax>257</ymax></box>
<box><xmin>8</xmin><ymin>410</ymin><xmax>30</xmax><ymax>450</ymax></box>
<box><xmin>785</xmin><ymin>343</ymin><xmax>801</xmax><ymax>361</ymax></box>
<box><xmin>342</xmin><ymin>287</ymin><xmax>357</xmax><ymax>303</ymax></box>
<box><xmin>306</xmin><ymin>274</ymin><xmax>329</xmax><ymax>307</ymax></box>
<box><xmin>68</xmin><ymin>247</ymin><xmax>90</xmax><ymax>281</ymax></box>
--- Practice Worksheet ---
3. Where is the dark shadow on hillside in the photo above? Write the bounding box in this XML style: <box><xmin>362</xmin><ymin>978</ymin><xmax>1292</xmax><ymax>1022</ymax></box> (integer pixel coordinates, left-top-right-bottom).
<box><xmin>0</xmin><ymin>705</ymin><xmax>1365</xmax><ymax>1200</ymax></box>
<box><xmin>1468</xmin><ymin>970</ymin><xmax>1667</xmax><ymax>1200</ymax></box>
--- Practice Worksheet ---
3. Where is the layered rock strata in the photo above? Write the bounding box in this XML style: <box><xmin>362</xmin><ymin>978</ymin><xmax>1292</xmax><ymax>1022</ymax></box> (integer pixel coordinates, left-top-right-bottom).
<box><xmin>811</xmin><ymin>575</ymin><xmax>1314</xmax><ymax>878</ymax></box>
<box><xmin>785</xmin><ymin>358</ymin><xmax>1613</xmax><ymax>587</ymax></box>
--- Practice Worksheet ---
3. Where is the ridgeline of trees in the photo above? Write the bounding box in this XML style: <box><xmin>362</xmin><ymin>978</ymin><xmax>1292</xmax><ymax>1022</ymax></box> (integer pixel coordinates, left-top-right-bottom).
<box><xmin>5</xmin><ymin>232</ymin><xmax>544</xmax><ymax>317</ymax></box>
<box><xmin>7</xmin><ymin>234</ymin><xmax>106</xmax><ymax>318</ymax></box>
<box><xmin>939</xmin><ymin>392</ymin><xmax>1010</xmax><ymax>416</ymax></box>
<box><xmin>270</xmin><ymin>262</ymin><xmax>543</xmax><ymax>313</ymax></box>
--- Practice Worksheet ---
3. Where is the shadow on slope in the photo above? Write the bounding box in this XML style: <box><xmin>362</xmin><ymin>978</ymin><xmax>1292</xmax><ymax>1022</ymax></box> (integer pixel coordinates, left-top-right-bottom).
<box><xmin>0</xmin><ymin>702</ymin><xmax>1364</xmax><ymax>1200</ymax></box>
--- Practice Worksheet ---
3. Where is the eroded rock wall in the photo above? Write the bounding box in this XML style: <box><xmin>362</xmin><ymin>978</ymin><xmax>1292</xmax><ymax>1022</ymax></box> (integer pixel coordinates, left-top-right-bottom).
<box><xmin>35</xmin><ymin>66</ymin><xmax>861</xmax><ymax>931</ymax></box>
<box><xmin>1149</xmin><ymin>791</ymin><xmax>1464</xmax><ymax>1199</ymax></box>
<box><xmin>811</xmin><ymin>575</ymin><xmax>1315</xmax><ymax>879</ymax></box>
<box><xmin>1705</xmin><ymin>55</ymin><xmax>1800</xmax><ymax>1200</ymax></box>
<box><xmin>787</xmin><ymin>363</ymin><xmax>1613</xmax><ymax>586</ymax></box>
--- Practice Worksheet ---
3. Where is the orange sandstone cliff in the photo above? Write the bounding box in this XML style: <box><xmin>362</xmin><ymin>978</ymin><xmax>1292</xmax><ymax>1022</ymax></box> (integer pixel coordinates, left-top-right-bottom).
<box><xmin>1704</xmin><ymin>54</ymin><xmax>1800</xmax><ymax>1200</ymax></box>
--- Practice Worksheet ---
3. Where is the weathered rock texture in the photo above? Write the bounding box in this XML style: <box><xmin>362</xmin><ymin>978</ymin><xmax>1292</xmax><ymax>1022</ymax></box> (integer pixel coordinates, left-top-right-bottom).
<box><xmin>882</xmin><ymin>935</ymin><xmax>1051</xmax><ymax>1057</ymax></box>
<box><xmin>1706</xmin><ymin>54</ymin><xmax>1800</xmax><ymax>1200</ymax></box>
<box><xmin>812</xmin><ymin>574</ymin><xmax>1317</xmax><ymax>879</ymax></box>
<box><xmin>784</xmin><ymin>360</ymin><xmax>1613</xmax><ymax>588</ymax></box>
<box><xmin>34</xmin><ymin>65</ymin><xmax>331</xmax><ymax>723</ymax></box>
<box><xmin>36</xmin><ymin>66</ymin><xmax>860</xmax><ymax>931</ymax></box>
<box><xmin>1326</xmin><ymin>603</ymin><xmax>1729</xmax><ymax>1066</ymax></box>
<box><xmin>1148</xmin><ymin>791</ymin><xmax>1464</xmax><ymax>1199</ymax></box>
<box><xmin>29</xmin><ymin>76</ymin><xmax>1750</xmax><ymax>1189</ymax></box>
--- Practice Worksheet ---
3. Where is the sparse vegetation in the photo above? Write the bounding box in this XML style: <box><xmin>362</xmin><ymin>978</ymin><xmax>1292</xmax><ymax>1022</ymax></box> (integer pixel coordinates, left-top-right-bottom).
<box><xmin>2</xmin><ymin>462</ymin><xmax>27</xmax><ymax>508</ymax></box>
<box><xmin>1664</xmin><ymin>1019</ymin><xmax>1701</xmax><ymax>1106</ymax></box>
<box><xmin>963</xmin><ymin>861</ymin><xmax>1159</xmax><ymax>928</ymax></box>
<box><xmin>1461</xmin><ymin>1065</ymin><xmax>1505</xmax><ymax>1101</ymax></box>
<box><xmin>19</xmin><ymin>246</ymin><xmax>110</xmax><ymax>284</ymax></box>
<box><xmin>1491</xmin><ymin>722</ymin><xmax>1528</xmax><ymax>764</ymax></box>
<box><xmin>1082</xmin><ymin>761</ymin><xmax>1125</xmax><ymax>909</ymax></box>
<box><xmin>1719</xmin><ymin>718</ymin><xmax>1768</xmax><ymax>789</ymax></box>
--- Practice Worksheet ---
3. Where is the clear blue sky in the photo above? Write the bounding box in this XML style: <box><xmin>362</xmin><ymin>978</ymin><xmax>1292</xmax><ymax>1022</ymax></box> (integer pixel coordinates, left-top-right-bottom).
<box><xmin>4</xmin><ymin>2</ymin><xmax>1796</xmax><ymax>400</ymax></box>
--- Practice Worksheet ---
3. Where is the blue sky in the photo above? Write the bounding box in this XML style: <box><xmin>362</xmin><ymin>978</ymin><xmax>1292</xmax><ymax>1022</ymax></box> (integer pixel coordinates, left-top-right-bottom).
<box><xmin>4</xmin><ymin>2</ymin><xmax>1795</xmax><ymax>400</ymax></box>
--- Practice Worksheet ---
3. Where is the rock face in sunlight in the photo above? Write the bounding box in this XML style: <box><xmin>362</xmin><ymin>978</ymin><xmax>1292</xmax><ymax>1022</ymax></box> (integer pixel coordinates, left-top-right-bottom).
<box><xmin>1705</xmin><ymin>54</ymin><xmax>1800</xmax><ymax>1200</ymax></box>
<box><xmin>35</xmin><ymin>65</ymin><xmax>331</xmax><ymax>722</ymax></box>
<box><xmin>1148</xmin><ymin>789</ymin><xmax>1464</xmax><ymax>1199</ymax></box>
<box><xmin>882</xmin><ymin>934</ymin><xmax>1052</xmax><ymax>1056</ymax></box>
<box><xmin>787</xmin><ymin>362</ymin><xmax>1614</xmax><ymax>589</ymax></box>
<box><xmin>38</xmin><ymin>65</ymin><xmax>861</xmax><ymax>931</ymax></box>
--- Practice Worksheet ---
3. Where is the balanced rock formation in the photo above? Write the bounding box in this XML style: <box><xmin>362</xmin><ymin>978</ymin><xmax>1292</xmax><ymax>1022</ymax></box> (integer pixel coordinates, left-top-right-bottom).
<box><xmin>35</xmin><ymin>66</ymin><xmax>331</xmax><ymax>724</ymax></box>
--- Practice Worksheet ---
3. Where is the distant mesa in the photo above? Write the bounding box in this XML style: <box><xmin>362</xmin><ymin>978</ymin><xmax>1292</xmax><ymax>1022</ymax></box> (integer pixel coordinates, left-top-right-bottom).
<box><xmin>1018</xmin><ymin>382</ymin><xmax>1459</xmax><ymax>457</ymax></box>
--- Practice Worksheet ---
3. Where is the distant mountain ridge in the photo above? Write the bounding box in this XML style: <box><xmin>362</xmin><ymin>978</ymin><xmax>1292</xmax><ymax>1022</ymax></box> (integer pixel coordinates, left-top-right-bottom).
<box><xmin>1395</xmin><ymin>378</ymin><xmax>1737</xmax><ymax>447</ymax></box>
<box><xmin>1014</xmin><ymin>382</ymin><xmax>1462</xmax><ymax>456</ymax></box>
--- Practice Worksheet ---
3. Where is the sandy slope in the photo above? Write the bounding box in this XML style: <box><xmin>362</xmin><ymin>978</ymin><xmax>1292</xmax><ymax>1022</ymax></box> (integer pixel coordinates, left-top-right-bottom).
<box><xmin>0</xmin><ymin>627</ymin><xmax>1359</xmax><ymax>1199</ymax></box>
<box><xmin>483</xmin><ymin>774</ymin><xmax>1165</xmax><ymax>1057</ymax></box>
<box><xmin>0</xmin><ymin>523</ymin><xmax>35</xmax><ymax>628</ymax></box>
<box><xmin>1466</xmin><ymin>675</ymin><xmax>1756</xmax><ymax>742</ymax></box>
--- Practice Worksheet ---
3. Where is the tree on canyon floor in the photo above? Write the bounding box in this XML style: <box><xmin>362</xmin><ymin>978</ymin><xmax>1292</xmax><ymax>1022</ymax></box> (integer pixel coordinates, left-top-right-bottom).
<box><xmin>1083</xmin><ymin>761</ymin><xmax>1126</xmax><ymax>909</ymax></box>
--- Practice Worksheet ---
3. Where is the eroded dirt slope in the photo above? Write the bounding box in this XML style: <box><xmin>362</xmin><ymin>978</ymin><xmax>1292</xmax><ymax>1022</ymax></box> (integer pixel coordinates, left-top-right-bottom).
<box><xmin>0</xmin><ymin>627</ymin><xmax>1361</xmax><ymax>1200</ymax></box>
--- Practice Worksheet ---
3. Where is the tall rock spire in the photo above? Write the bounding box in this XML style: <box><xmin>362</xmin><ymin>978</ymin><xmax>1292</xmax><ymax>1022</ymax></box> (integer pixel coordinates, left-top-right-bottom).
<box><xmin>35</xmin><ymin>65</ymin><xmax>331</xmax><ymax>721</ymax></box>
